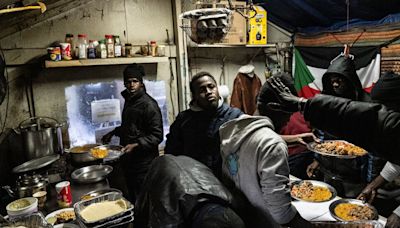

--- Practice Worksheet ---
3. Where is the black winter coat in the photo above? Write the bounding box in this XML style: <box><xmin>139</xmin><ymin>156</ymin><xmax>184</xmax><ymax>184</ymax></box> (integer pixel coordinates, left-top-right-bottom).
<box><xmin>304</xmin><ymin>94</ymin><xmax>400</xmax><ymax>166</ymax></box>
<box><xmin>114</xmin><ymin>89</ymin><xmax>163</xmax><ymax>164</ymax></box>
<box><xmin>164</xmin><ymin>103</ymin><xmax>243</xmax><ymax>176</ymax></box>
<box><xmin>135</xmin><ymin>155</ymin><xmax>234</xmax><ymax>228</ymax></box>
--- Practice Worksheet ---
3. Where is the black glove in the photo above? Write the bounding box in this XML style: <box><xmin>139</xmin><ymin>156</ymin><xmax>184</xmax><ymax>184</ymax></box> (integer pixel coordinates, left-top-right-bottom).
<box><xmin>267</xmin><ymin>77</ymin><xmax>307</xmax><ymax>113</ymax></box>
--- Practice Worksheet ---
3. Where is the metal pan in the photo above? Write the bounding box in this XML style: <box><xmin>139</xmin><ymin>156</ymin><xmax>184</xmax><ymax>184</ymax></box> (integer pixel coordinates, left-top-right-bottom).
<box><xmin>71</xmin><ymin>165</ymin><xmax>113</xmax><ymax>184</ymax></box>
<box><xmin>13</xmin><ymin>155</ymin><xmax>60</xmax><ymax>173</ymax></box>
<box><xmin>290</xmin><ymin>180</ymin><xmax>337</xmax><ymax>203</ymax></box>
<box><xmin>80</xmin><ymin>188</ymin><xmax>122</xmax><ymax>201</ymax></box>
<box><xmin>307</xmin><ymin>140</ymin><xmax>367</xmax><ymax>159</ymax></box>
<box><xmin>329</xmin><ymin>198</ymin><xmax>378</xmax><ymax>221</ymax></box>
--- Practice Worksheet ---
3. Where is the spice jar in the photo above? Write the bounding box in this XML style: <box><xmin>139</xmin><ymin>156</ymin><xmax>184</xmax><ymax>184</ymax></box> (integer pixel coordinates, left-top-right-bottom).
<box><xmin>77</xmin><ymin>34</ymin><xmax>88</xmax><ymax>59</ymax></box>
<box><xmin>97</xmin><ymin>40</ymin><xmax>107</xmax><ymax>59</ymax></box>
<box><xmin>87</xmin><ymin>40</ymin><xmax>96</xmax><ymax>59</ymax></box>
<box><xmin>114</xmin><ymin>35</ymin><xmax>122</xmax><ymax>57</ymax></box>
<box><xmin>125</xmin><ymin>43</ymin><xmax>133</xmax><ymax>57</ymax></box>
<box><xmin>150</xmin><ymin>41</ymin><xmax>157</xmax><ymax>57</ymax></box>
<box><xmin>105</xmin><ymin>35</ymin><xmax>115</xmax><ymax>58</ymax></box>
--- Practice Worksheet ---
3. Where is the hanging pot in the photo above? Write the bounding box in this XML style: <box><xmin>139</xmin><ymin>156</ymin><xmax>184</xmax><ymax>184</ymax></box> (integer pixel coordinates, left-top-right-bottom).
<box><xmin>15</xmin><ymin>117</ymin><xmax>64</xmax><ymax>160</ymax></box>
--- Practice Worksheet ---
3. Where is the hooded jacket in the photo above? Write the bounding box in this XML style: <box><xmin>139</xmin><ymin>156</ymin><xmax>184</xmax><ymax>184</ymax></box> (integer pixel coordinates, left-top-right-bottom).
<box><xmin>304</xmin><ymin>94</ymin><xmax>400</xmax><ymax>166</ymax></box>
<box><xmin>135</xmin><ymin>155</ymin><xmax>238</xmax><ymax>228</ymax></box>
<box><xmin>114</xmin><ymin>89</ymin><xmax>163</xmax><ymax>164</ymax></box>
<box><xmin>165</xmin><ymin>100</ymin><xmax>242</xmax><ymax>176</ymax></box>
<box><xmin>321</xmin><ymin>56</ymin><xmax>370</xmax><ymax>102</ymax></box>
<box><xmin>219</xmin><ymin>115</ymin><xmax>296</xmax><ymax>225</ymax></box>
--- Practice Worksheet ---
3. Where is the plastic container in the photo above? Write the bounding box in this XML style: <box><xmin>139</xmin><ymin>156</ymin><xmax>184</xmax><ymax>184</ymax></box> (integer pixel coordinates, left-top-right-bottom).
<box><xmin>105</xmin><ymin>35</ymin><xmax>114</xmax><ymax>58</ymax></box>
<box><xmin>150</xmin><ymin>41</ymin><xmax>157</xmax><ymax>57</ymax></box>
<box><xmin>77</xmin><ymin>34</ymin><xmax>88</xmax><ymax>59</ymax></box>
<box><xmin>114</xmin><ymin>36</ymin><xmax>122</xmax><ymax>57</ymax></box>
<box><xmin>65</xmin><ymin>34</ymin><xmax>74</xmax><ymax>58</ymax></box>
<box><xmin>6</xmin><ymin>197</ymin><xmax>38</xmax><ymax>218</ymax></box>
<box><xmin>97</xmin><ymin>40</ymin><xmax>107</xmax><ymax>59</ymax></box>
<box><xmin>87</xmin><ymin>40</ymin><xmax>96</xmax><ymax>59</ymax></box>
<box><xmin>125</xmin><ymin>43</ymin><xmax>133</xmax><ymax>57</ymax></box>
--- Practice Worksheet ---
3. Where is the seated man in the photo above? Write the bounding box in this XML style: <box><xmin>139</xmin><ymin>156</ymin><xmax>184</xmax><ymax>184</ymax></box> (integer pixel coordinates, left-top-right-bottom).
<box><xmin>135</xmin><ymin>154</ymin><xmax>245</xmax><ymax>228</ymax></box>
<box><xmin>165</xmin><ymin>71</ymin><xmax>242</xmax><ymax>177</ymax></box>
<box><xmin>219</xmin><ymin>72</ymin><xmax>310</xmax><ymax>227</ymax></box>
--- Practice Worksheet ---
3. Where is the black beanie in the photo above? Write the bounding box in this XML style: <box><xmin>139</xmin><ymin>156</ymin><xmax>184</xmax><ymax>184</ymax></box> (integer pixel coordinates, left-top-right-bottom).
<box><xmin>371</xmin><ymin>71</ymin><xmax>400</xmax><ymax>104</ymax></box>
<box><xmin>123</xmin><ymin>63</ymin><xmax>145</xmax><ymax>82</ymax></box>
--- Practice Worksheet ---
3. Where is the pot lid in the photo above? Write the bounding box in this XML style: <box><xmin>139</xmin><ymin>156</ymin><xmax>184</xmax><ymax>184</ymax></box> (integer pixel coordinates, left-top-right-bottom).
<box><xmin>12</xmin><ymin>154</ymin><xmax>60</xmax><ymax>173</ymax></box>
<box><xmin>19</xmin><ymin>117</ymin><xmax>59</xmax><ymax>131</ymax></box>
<box><xmin>17</xmin><ymin>174</ymin><xmax>46</xmax><ymax>186</ymax></box>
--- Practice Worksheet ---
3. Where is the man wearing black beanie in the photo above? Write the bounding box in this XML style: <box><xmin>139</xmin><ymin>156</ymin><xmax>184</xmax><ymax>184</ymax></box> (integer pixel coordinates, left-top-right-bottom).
<box><xmin>102</xmin><ymin>63</ymin><xmax>163</xmax><ymax>203</ymax></box>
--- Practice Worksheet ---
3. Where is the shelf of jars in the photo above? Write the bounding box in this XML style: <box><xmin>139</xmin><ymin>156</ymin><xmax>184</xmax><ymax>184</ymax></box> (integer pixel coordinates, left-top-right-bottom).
<box><xmin>44</xmin><ymin>56</ymin><xmax>169</xmax><ymax>68</ymax></box>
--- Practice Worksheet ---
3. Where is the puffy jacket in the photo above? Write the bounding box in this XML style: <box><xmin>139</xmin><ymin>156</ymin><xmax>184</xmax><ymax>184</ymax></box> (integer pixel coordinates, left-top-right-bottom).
<box><xmin>304</xmin><ymin>94</ymin><xmax>400</xmax><ymax>166</ymax></box>
<box><xmin>321</xmin><ymin>56</ymin><xmax>370</xmax><ymax>102</ymax></box>
<box><xmin>135</xmin><ymin>155</ymin><xmax>235</xmax><ymax>228</ymax></box>
<box><xmin>114</xmin><ymin>89</ymin><xmax>163</xmax><ymax>163</ymax></box>
<box><xmin>165</xmin><ymin>102</ymin><xmax>243</xmax><ymax>176</ymax></box>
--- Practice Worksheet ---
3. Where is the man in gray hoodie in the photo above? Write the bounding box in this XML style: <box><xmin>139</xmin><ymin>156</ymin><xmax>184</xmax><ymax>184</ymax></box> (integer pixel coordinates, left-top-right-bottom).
<box><xmin>219</xmin><ymin>72</ymin><xmax>311</xmax><ymax>227</ymax></box>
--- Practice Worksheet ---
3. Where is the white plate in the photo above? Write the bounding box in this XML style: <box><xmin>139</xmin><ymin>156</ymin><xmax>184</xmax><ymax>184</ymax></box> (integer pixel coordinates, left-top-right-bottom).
<box><xmin>54</xmin><ymin>223</ymin><xmax>80</xmax><ymax>228</ymax></box>
<box><xmin>45</xmin><ymin>208</ymin><xmax>75</xmax><ymax>225</ymax></box>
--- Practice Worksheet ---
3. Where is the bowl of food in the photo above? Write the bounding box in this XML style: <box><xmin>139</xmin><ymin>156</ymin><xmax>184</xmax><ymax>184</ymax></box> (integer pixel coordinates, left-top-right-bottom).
<box><xmin>44</xmin><ymin>208</ymin><xmax>76</xmax><ymax>226</ymax></box>
<box><xmin>90</xmin><ymin>146</ymin><xmax>109</xmax><ymax>159</ymax></box>
<box><xmin>307</xmin><ymin>140</ymin><xmax>367</xmax><ymax>159</ymax></box>
<box><xmin>6</xmin><ymin>197</ymin><xmax>38</xmax><ymax>218</ymax></box>
<box><xmin>329</xmin><ymin>199</ymin><xmax>378</xmax><ymax>221</ymax></box>
<box><xmin>290</xmin><ymin>180</ymin><xmax>337</xmax><ymax>202</ymax></box>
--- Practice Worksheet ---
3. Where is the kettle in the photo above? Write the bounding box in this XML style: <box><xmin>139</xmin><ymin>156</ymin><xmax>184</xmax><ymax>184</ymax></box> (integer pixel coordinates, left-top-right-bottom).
<box><xmin>2</xmin><ymin>174</ymin><xmax>48</xmax><ymax>199</ymax></box>
<box><xmin>15</xmin><ymin>117</ymin><xmax>64</xmax><ymax>161</ymax></box>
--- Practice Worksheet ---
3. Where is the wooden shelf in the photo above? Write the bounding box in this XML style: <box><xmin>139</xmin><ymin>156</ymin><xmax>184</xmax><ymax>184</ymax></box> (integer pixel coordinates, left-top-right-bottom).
<box><xmin>189</xmin><ymin>44</ymin><xmax>276</xmax><ymax>48</ymax></box>
<box><xmin>44</xmin><ymin>56</ymin><xmax>169</xmax><ymax>68</ymax></box>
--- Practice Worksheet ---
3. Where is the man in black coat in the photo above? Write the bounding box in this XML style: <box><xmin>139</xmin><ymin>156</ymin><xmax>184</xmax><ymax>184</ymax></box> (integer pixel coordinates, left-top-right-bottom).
<box><xmin>165</xmin><ymin>72</ymin><xmax>243</xmax><ymax>178</ymax></box>
<box><xmin>102</xmin><ymin>64</ymin><xmax>163</xmax><ymax>203</ymax></box>
<box><xmin>267</xmin><ymin>76</ymin><xmax>400</xmax><ymax>166</ymax></box>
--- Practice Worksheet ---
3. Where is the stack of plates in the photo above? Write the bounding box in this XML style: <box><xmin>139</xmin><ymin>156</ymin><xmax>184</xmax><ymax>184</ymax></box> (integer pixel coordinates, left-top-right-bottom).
<box><xmin>74</xmin><ymin>192</ymin><xmax>134</xmax><ymax>228</ymax></box>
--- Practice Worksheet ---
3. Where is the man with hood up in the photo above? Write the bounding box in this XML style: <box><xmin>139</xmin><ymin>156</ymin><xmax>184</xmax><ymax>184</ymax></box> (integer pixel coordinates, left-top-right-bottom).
<box><xmin>219</xmin><ymin>72</ymin><xmax>311</xmax><ymax>227</ymax></box>
<box><xmin>101</xmin><ymin>63</ymin><xmax>163</xmax><ymax>203</ymax></box>
<box><xmin>307</xmin><ymin>55</ymin><xmax>382</xmax><ymax>197</ymax></box>
<box><xmin>165</xmin><ymin>71</ymin><xmax>243</xmax><ymax>178</ymax></box>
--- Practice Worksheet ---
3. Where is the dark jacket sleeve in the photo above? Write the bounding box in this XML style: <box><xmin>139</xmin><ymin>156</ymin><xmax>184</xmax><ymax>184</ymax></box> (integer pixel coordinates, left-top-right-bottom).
<box><xmin>164</xmin><ymin>113</ymin><xmax>184</xmax><ymax>155</ymax></box>
<box><xmin>304</xmin><ymin>94</ymin><xmax>400</xmax><ymax>165</ymax></box>
<box><xmin>137</xmin><ymin>102</ymin><xmax>164</xmax><ymax>151</ymax></box>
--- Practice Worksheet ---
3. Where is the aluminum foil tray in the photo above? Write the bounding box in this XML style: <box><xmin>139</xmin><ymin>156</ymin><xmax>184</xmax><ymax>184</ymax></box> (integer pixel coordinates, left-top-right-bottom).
<box><xmin>77</xmin><ymin>211</ymin><xmax>133</xmax><ymax>228</ymax></box>
<box><xmin>74</xmin><ymin>192</ymin><xmax>133</xmax><ymax>225</ymax></box>
<box><xmin>2</xmin><ymin>212</ymin><xmax>52</xmax><ymax>228</ymax></box>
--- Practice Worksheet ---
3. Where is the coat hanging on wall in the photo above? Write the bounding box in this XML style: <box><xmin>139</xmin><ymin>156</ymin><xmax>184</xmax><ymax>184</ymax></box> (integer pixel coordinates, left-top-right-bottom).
<box><xmin>230</xmin><ymin>64</ymin><xmax>261</xmax><ymax>115</ymax></box>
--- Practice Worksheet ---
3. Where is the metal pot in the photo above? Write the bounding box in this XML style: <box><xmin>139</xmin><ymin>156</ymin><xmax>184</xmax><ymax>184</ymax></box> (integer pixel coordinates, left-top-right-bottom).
<box><xmin>66</xmin><ymin>144</ymin><xmax>100</xmax><ymax>164</ymax></box>
<box><xmin>16</xmin><ymin>117</ymin><xmax>64</xmax><ymax>160</ymax></box>
<box><xmin>2</xmin><ymin>174</ymin><xmax>48</xmax><ymax>199</ymax></box>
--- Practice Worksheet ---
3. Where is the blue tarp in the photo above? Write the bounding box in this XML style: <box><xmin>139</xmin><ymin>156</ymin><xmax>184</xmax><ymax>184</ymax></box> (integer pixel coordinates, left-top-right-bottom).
<box><xmin>254</xmin><ymin>0</ymin><xmax>400</xmax><ymax>34</ymax></box>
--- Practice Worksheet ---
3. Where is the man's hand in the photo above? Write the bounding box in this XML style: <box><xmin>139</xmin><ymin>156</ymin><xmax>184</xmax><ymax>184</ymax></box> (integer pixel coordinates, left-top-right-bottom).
<box><xmin>267</xmin><ymin>77</ymin><xmax>307</xmax><ymax>113</ymax></box>
<box><xmin>122</xmin><ymin>143</ymin><xmax>139</xmax><ymax>153</ymax></box>
<box><xmin>386</xmin><ymin>213</ymin><xmax>400</xmax><ymax>228</ymax></box>
<box><xmin>306</xmin><ymin>160</ymin><xmax>320</xmax><ymax>178</ymax></box>
<box><xmin>357</xmin><ymin>186</ymin><xmax>377</xmax><ymax>204</ymax></box>
<box><xmin>101</xmin><ymin>131</ymin><xmax>114</xmax><ymax>144</ymax></box>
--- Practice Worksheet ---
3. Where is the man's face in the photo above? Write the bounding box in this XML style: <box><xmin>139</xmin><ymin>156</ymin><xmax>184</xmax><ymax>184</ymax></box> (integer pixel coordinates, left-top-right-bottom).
<box><xmin>330</xmin><ymin>74</ymin><xmax>352</xmax><ymax>96</ymax></box>
<box><xmin>124</xmin><ymin>77</ymin><xmax>143</xmax><ymax>94</ymax></box>
<box><xmin>192</xmin><ymin>76</ymin><xmax>220</xmax><ymax>110</ymax></box>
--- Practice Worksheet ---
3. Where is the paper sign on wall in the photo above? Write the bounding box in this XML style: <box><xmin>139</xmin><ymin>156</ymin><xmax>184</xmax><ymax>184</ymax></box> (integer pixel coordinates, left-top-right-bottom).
<box><xmin>91</xmin><ymin>99</ymin><xmax>121</xmax><ymax>124</ymax></box>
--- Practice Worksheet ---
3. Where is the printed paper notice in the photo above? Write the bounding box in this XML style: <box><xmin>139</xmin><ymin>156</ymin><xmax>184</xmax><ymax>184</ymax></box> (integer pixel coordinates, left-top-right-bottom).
<box><xmin>91</xmin><ymin>99</ymin><xmax>121</xmax><ymax>124</ymax></box>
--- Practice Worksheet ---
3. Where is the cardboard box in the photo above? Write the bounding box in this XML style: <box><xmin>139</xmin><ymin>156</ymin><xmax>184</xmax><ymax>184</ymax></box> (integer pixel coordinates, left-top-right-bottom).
<box><xmin>248</xmin><ymin>6</ymin><xmax>267</xmax><ymax>45</ymax></box>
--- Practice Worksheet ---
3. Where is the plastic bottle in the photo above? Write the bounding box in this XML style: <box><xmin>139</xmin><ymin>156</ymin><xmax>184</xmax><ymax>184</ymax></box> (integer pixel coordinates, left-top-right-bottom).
<box><xmin>125</xmin><ymin>43</ymin><xmax>133</xmax><ymax>57</ymax></box>
<box><xmin>87</xmin><ymin>40</ymin><xmax>96</xmax><ymax>59</ymax></box>
<box><xmin>65</xmin><ymin>34</ymin><xmax>74</xmax><ymax>58</ymax></box>
<box><xmin>114</xmin><ymin>36</ymin><xmax>122</xmax><ymax>57</ymax></box>
<box><xmin>77</xmin><ymin>34</ymin><xmax>88</xmax><ymax>59</ymax></box>
<box><xmin>105</xmin><ymin>35</ymin><xmax>115</xmax><ymax>58</ymax></box>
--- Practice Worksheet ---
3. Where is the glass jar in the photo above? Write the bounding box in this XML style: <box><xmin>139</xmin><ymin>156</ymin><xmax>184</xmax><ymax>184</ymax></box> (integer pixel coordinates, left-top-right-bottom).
<box><xmin>114</xmin><ymin>35</ymin><xmax>122</xmax><ymax>57</ymax></box>
<box><xmin>125</xmin><ymin>43</ymin><xmax>133</xmax><ymax>57</ymax></box>
<box><xmin>105</xmin><ymin>35</ymin><xmax>114</xmax><ymax>58</ymax></box>
<box><xmin>87</xmin><ymin>40</ymin><xmax>96</xmax><ymax>59</ymax></box>
<box><xmin>77</xmin><ymin>34</ymin><xmax>88</xmax><ymax>59</ymax></box>
<box><xmin>97</xmin><ymin>40</ymin><xmax>107</xmax><ymax>59</ymax></box>
<box><xmin>150</xmin><ymin>41</ymin><xmax>157</xmax><ymax>57</ymax></box>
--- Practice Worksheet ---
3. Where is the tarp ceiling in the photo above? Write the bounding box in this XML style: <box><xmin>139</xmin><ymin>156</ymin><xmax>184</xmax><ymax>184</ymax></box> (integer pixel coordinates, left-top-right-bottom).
<box><xmin>255</xmin><ymin>0</ymin><xmax>400</xmax><ymax>34</ymax></box>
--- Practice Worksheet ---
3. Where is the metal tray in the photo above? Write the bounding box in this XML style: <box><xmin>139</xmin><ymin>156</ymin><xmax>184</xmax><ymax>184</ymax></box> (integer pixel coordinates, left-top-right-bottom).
<box><xmin>74</xmin><ymin>192</ymin><xmax>133</xmax><ymax>225</ymax></box>
<box><xmin>71</xmin><ymin>165</ymin><xmax>113</xmax><ymax>184</ymax></box>
<box><xmin>307</xmin><ymin>140</ymin><xmax>367</xmax><ymax>159</ymax></box>
<box><xmin>290</xmin><ymin>180</ymin><xmax>337</xmax><ymax>203</ymax></box>
<box><xmin>78</xmin><ymin>211</ymin><xmax>133</xmax><ymax>228</ymax></box>
<box><xmin>3</xmin><ymin>212</ymin><xmax>52</xmax><ymax>228</ymax></box>
<box><xmin>311</xmin><ymin>220</ymin><xmax>383</xmax><ymax>228</ymax></box>
<box><xmin>80</xmin><ymin>188</ymin><xmax>122</xmax><ymax>201</ymax></box>
<box><xmin>329</xmin><ymin>199</ymin><xmax>379</xmax><ymax>222</ymax></box>
<box><xmin>12</xmin><ymin>154</ymin><xmax>60</xmax><ymax>173</ymax></box>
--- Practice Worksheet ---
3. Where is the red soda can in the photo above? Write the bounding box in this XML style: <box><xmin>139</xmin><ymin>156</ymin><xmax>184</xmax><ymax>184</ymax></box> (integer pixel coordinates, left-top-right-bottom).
<box><xmin>60</xmin><ymin>43</ymin><xmax>72</xmax><ymax>60</ymax></box>
<box><xmin>56</xmin><ymin>181</ymin><xmax>72</xmax><ymax>208</ymax></box>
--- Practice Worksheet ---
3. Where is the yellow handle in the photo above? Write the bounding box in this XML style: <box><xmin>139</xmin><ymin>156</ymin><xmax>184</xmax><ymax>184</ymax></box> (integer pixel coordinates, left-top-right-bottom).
<box><xmin>0</xmin><ymin>2</ymin><xmax>46</xmax><ymax>15</ymax></box>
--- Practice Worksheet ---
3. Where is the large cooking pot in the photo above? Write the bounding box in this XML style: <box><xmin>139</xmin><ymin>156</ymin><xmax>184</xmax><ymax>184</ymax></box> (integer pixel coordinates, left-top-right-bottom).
<box><xmin>66</xmin><ymin>144</ymin><xmax>100</xmax><ymax>164</ymax></box>
<box><xmin>17</xmin><ymin>117</ymin><xmax>64</xmax><ymax>160</ymax></box>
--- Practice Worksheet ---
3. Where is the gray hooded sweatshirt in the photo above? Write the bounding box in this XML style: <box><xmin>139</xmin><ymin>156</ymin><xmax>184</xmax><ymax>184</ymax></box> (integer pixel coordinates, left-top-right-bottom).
<box><xmin>219</xmin><ymin>115</ymin><xmax>297</xmax><ymax>225</ymax></box>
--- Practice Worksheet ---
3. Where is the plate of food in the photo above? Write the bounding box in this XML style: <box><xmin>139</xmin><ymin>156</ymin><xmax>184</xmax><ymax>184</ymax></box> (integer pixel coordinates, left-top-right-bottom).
<box><xmin>290</xmin><ymin>180</ymin><xmax>337</xmax><ymax>202</ymax></box>
<box><xmin>45</xmin><ymin>208</ymin><xmax>76</xmax><ymax>226</ymax></box>
<box><xmin>89</xmin><ymin>145</ymin><xmax>124</xmax><ymax>160</ymax></box>
<box><xmin>329</xmin><ymin>199</ymin><xmax>378</xmax><ymax>221</ymax></box>
<box><xmin>307</xmin><ymin>140</ymin><xmax>367</xmax><ymax>159</ymax></box>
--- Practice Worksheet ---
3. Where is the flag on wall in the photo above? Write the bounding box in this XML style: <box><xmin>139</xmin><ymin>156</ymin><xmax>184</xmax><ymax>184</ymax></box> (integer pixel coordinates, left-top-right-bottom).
<box><xmin>293</xmin><ymin>46</ymin><xmax>381</xmax><ymax>98</ymax></box>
